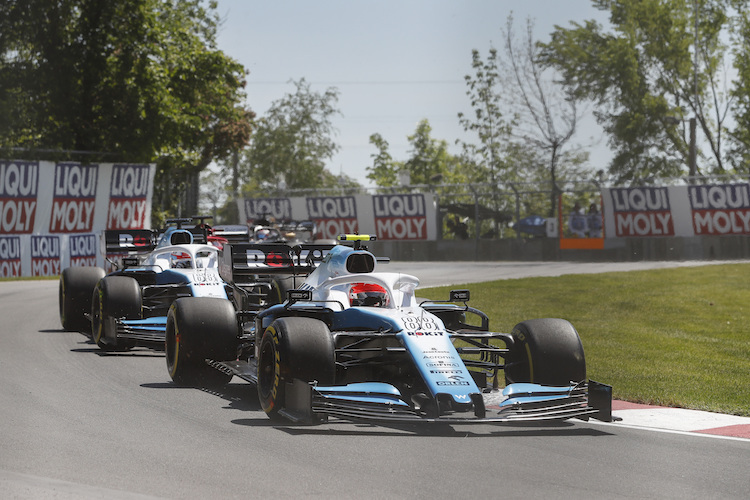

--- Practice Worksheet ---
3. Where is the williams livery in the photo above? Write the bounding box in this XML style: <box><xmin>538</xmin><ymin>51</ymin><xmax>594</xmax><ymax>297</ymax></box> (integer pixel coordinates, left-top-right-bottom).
<box><xmin>166</xmin><ymin>235</ymin><xmax>612</xmax><ymax>425</ymax></box>
<box><xmin>59</xmin><ymin>217</ymin><xmax>230</xmax><ymax>350</ymax></box>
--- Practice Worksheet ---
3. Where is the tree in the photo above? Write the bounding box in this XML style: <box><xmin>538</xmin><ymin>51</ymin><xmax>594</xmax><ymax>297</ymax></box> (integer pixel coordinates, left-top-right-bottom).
<box><xmin>0</xmin><ymin>0</ymin><xmax>253</xmax><ymax>221</ymax></box>
<box><xmin>539</xmin><ymin>0</ymin><xmax>741</xmax><ymax>182</ymax></box>
<box><xmin>367</xmin><ymin>120</ymin><xmax>462</xmax><ymax>188</ymax></box>
<box><xmin>458</xmin><ymin>48</ymin><xmax>516</xmax><ymax>187</ymax></box>
<box><xmin>240</xmin><ymin>79</ymin><xmax>344</xmax><ymax>193</ymax></box>
<box><xmin>728</xmin><ymin>4</ymin><xmax>750</xmax><ymax>170</ymax></box>
<box><xmin>366</xmin><ymin>133</ymin><xmax>404</xmax><ymax>187</ymax></box>
<box><xmin>499</xmin><ymin>15</ymin><xmax>590</xmax><ymax>216</ymax></box>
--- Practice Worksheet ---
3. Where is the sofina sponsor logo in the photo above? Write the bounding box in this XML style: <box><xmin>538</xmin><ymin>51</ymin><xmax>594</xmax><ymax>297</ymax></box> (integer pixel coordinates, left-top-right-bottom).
<box><xmin>107</xmin><ymin>164</ymin><xmax>149</xmax><ymax>229</ymax></box>
<box><xmin>31</xmin><ymin>235</ymin><xmax>61</xmax><ymax>276</ymax></box>
<box><xmin>307</xmin><ymin>196</ymin><xmax>358</xmax><ymax>239</ymax></box>
<box><xmin>610</xmin><ymin>187</ymin><xmax>674</xmax><ymax>237</ymax></box>
<box><xmin>0</xmin><ymin>236</ymin><xmax>22</xmax><ymax>277</ymax></box>
<box><xmin>70</xmin><ymin>234</ymin><xmax>98</xmax><ymax>266</ymax></box>
<box><xmin>373</xmin><ymin>194</ymin><xmax>427</xmax><ymax>240</ymax></box>
<box><xmin>689</xmin><ymin>184</ymin><xmax>750</xmax><ymax>235</ymax></box>
<box><xmin>0</xmin><ymin>161</ymin><xmax>38</xmax><ymax>234</ymax></box>
<box><xmin>50</xmin><ymin>163</ymin><xmax>98</xmax><ymax>233</ymax></box>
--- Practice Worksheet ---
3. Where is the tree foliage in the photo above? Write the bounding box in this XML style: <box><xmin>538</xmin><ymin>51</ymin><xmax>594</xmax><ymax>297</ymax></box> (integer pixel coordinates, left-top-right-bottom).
<box><xmin>491</xmin><ymin>15</ymin><xmax>592</xmax><ymax>215</ymax></box>
<box><xmin>539</xmin><ymin>0</ymin><xmax>744</xmax><ymax>181</ymax></box>
<box><xmin>0</xmin><ymin>0</ymin><xmax>253</xmax><ymax>221</ymax></box>
<box><xmin>366</xmin><ymin>120</ymin><xmax>463</xmax><ymax>188</ymax></box>
<box><xmin>239</xmin><ymin>78</ymin><xmax>348</xmax><ymax>194</ymax></box>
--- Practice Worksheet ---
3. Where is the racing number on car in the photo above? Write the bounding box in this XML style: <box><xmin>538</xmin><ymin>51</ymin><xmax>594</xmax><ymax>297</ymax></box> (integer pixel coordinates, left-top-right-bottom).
<box><xmin>403</xmin><ymin>317</ymin><xmax>438</xmax><ymax>332</ymax></box>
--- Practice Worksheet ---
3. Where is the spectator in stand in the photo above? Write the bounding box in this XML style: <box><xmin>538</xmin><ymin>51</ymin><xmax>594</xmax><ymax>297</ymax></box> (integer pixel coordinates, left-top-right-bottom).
<box><xmin>568</xmin><ymin>202</ymin><xmax>587</xmax><ymax>237</ymax></box>
<box><xmin>587</xmin><ymin>203</ymin><xmax>602</xmax><ymax>238</ymax></box>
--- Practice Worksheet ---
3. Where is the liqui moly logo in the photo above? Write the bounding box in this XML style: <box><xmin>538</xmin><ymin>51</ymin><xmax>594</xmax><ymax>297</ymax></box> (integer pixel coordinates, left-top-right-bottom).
<box><xmin>610</xmin><ymin>187</ymin><xmax>674</xmax><ymax>237</ymax></box>
<box><xmin>0</xmin><ymin>161</ymin><xmax>39</xmax><ymax>234</ymax></box>
<box><xmin>307</xmin><ymin>196</ymin><xmax>358</xmax><ymax>239</ymax></box>
<box><xmin>69</xmin><ymin>234</ymin><xmax>98</xmax><ymax>267</ymax></box>
<box><xmin>50</xmin><ymin>163</ymin><xmax>98</xmax><ymax>233</ymax></box>
<box><xmin>373</xmin><ymin>194</ymin><xmax>427</xmax><ymax>240</ymax></box>
<box><xmin>689</xmin><ymin>184</ymin><xmax>750</xmax><ymax>235</ymax></box>
<box><xmin>0</xmin><ymin>236</ymin><xmax>22</xmax><ymax>278</ymax></box>
<box><xmin>245</xmin><ymin>198</ymin><xmax>291</xmax><ymax>222</ymax></box>
<box><xmin>31</xmin><ymin>235</ymin><xmax>61</xmax><ymax>276</ymax></box>
<box><xmin>107</xmin><ymin>164</ymin><xmax>149</xmax><ymax>229</ymax></box>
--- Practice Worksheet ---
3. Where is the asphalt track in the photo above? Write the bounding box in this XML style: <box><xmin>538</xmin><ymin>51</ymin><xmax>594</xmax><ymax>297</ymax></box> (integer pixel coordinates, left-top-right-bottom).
<box><xmin>1</xmin><ymin>261</ymin><xmax>749</xmax><ymax>499</ymax></box>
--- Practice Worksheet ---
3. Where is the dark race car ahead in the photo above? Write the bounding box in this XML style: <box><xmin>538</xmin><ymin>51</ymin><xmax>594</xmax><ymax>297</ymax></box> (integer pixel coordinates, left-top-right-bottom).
<box><xmin>165</xmin><ymin>235</ymin><xmax>613</xmax><ymax>425</ymax></box>
<box><xmin>59</xmin><ymin>218</ymin><xmax>231</xmax><ymax>351</ymax></box>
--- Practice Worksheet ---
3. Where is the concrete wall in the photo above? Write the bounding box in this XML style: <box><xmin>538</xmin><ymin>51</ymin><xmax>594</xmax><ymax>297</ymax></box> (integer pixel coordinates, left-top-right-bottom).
<box><xmin>371</xmin><ymin>236</ymin><xmax>750</xmax><ymax>262</ymax></box>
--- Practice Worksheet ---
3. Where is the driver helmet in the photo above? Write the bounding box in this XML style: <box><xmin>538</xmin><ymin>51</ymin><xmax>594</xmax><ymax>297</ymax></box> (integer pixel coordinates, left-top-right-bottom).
<box><xmin>349</xmin><ymin>283</ymin><xmax>389</xmax><ymax>307</ymax></box>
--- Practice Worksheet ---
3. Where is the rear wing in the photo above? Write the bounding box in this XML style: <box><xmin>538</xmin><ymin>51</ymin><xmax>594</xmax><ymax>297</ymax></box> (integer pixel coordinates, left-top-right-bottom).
<box><xmin>102</xmin><ymin>229</ymin><xmax>157</xmax><ymax>256</ymax></box>
<box><xmin>219</xmin><ymin>242</ymin><xmax>335</xmax><ymax>284</ymax></box>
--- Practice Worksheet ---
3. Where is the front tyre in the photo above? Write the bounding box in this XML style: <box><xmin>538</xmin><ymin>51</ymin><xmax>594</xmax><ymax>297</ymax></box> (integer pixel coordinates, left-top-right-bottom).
<box><xmin>505</xmin><ymin>318</ymin><xmax>586</xmax><ymax>387</ymax></box>
<box><xmin>91</xmin><ymin>276</ymin><xmax>141</xmax><ymax>351</ymax></box>
<box><xmin>59</xmin><ymin>267</ymin><xmax>105</xmax><ymax>331</ymax></box>
<box><xmin>257</xmin><ymin>317</ymin><xmax>335</xmax><ymax>419</ymax></box>
<box><xmin>166</xmin><ymin>297</ymin><xmax>237</xmax><ymax>387</ymax></box>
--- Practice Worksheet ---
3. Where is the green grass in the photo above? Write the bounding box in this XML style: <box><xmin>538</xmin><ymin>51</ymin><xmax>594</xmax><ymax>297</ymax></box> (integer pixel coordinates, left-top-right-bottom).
<box><xmin>421</xmin><ymin>264</ymin><xmax>750</xmax><ymax>417</ymax></box>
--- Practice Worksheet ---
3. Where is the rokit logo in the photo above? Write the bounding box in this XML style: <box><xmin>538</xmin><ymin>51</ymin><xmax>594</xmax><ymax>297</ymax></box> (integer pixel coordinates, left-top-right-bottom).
<box><xmin>0</xmin><ymin>161</ymin><xmax>38</xmax><ymax>234</ymax></box>
<box><xmin>0</xmin><ymin>236</ymin><xmax>22</xmax><ymax>278</ymax></box>
<box><xmin>107</xmin><ymin>164</ymin><xmax>150</xmax><ymax>229</ymax></box>
<box><xmin>50</xmin><ymin>163</ymin><xmax>98</xmax><ymax>233</ymax></box>
<box><xmin>31</xmin><ymin>235</ymin><xmax>61</xmax><ymax>276</ymax></box>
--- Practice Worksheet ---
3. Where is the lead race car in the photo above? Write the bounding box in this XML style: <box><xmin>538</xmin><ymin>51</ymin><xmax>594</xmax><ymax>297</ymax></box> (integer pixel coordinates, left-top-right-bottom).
<box><xmin>166</xmin><ymin>234</ymin><xmax>613</xmax><ymax>425</ymax></box>
<box><xmin>59</xmin><ymin>217</ymin><xmax>232</xmax><ymax>350</ymax></box>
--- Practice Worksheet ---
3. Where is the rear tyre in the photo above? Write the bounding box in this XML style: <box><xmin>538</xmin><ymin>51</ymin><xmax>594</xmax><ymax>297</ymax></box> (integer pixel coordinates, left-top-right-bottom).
<box><xmin>91</xmin><ymin>276</ymin><xmax>141</xmax><ymax>351</ymax></box>
<box><xmin>166</xmin><ymin>297</ymin><xmax>237</xmax><ymax>387</ymax></box>
<box><xmin>505</xmin><ymin>318</ymin><xmax>586</xmax><ymax>386</ymax></box>
<box><xmin>267</xmin><ymin>277</ymin><xmax>292</xmax><ymax>305</ymax></box>
<box><xmin>59</xmin><ymin>267</ymin><xmax>105</xmax><ymax>331</ymax></box>
<box><xmin>257</xmin><ymin>317</ymin><xmax>335</xmax><ymax>419</ymax></box>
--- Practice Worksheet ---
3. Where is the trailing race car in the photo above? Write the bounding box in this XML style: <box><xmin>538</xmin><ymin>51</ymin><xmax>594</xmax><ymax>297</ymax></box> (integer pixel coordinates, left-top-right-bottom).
<box><xmin>165</xmin><ymin>234</ymin><xmax>613</xmax><ymax>425</ymax></box>
<box><xmin>59</xmin><ymin>218</ymin><xmax>231</xmax><ymax>351</ymax></box>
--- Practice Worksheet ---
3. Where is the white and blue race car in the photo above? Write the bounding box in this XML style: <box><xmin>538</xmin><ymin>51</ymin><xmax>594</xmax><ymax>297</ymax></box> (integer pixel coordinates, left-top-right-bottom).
<box><xmin>59</xmin><ymin>218</ymin><xmax>230</xmax><ymax>351</ymax></box>
<box><xmin>165</xmin><ymin>235</ymin><xmax>613</xmax><ymax>425</ymax></box>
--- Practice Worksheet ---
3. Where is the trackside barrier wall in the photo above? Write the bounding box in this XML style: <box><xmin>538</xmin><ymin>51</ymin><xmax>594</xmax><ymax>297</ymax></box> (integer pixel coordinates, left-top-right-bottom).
<box><xmin>0</xmin><ymin>160</ymin><xmax>156</xmax><ymax>278</ymax></box>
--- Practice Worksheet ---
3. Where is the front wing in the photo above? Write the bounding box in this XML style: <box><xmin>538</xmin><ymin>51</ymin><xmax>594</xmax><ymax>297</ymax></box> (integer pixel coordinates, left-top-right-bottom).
<box><xmin>275</xmin><ymin>377</ymin><xmax>612</xmax><ymax>425</ymax></box>
<box><xmin>208</xmin><ymin>357</ymin><xmax>612</xmax><ymax>425</ymax></box>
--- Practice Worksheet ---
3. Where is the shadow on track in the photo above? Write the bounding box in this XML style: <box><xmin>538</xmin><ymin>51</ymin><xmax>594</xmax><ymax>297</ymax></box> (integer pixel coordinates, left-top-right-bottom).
<box><xmin>142</xmin><ymin>381</ymin><xmax>263</xmax><ymax>413</ymax></box>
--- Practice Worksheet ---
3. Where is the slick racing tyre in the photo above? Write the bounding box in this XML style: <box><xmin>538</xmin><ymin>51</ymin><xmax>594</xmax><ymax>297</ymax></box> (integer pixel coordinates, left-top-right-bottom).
<box><xmin>267</xmin><ymin>277</ymin><xmax>292</xmax><ymax>305</ymax></box>
<box><xmin>505</xmin><ymin>318</ymin><xmax>586</xmax><ymax>387</ymax></box>
<box><xmin>166</xmin><ymin>297</ymin><xmax>237</xmax><ymax>387</ymax></box>
<box><xmin>257</xmin><ymin>317</ymin><xmax>335</xmax><ymax>420</ymax></box>
<box><xmin>59</xmin><ymin>266</ymin><xmax>105</xmax><ymax>332</ymax></box>
<box><xmin>91</xmin><ymin>276</ymin><xmax>141</xmax><ymax>351</ymax></box>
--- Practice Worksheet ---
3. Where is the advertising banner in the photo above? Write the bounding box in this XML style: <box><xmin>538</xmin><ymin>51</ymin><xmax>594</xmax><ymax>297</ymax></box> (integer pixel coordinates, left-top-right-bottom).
<box><xmin>239</xmin><ymin>193</ymin><xmax>437</xmax><ymax>241</ymax></box>
<box><xmin>689</xmin><ymin>184</ymin><xmax>750</xmax><ymax>235</ymax></box>
<box><xmin>608</xmin><ymin>186</ymin><xmax>675</xmax><ymax>237</ymax></box>
<box><xmin>0</xmin><ymin>160</ymin><xmax>155</xmax><ymax>278</ymax></box>
<box><xmin>307</xmin><ymin>196</ymin><xmax>359</xmax><ymax>240</ymax></box>
<box><xmin>0</xmin><ymin>160</ymin><xmax>39</xmax><ymax>234</ymax></box>
<box><xmin>373</xmin><ymin>194</ymin><xmax>430</xmax><ymax>240</ymax></box>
